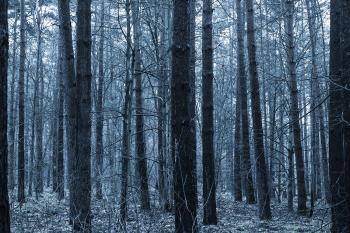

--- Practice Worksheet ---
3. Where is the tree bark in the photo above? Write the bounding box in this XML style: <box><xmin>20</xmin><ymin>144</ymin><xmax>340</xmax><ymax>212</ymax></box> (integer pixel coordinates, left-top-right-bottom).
<box><xmin>245</xmin><ymin>0</ymin><xmax>271</xmax><ymax>220</ymax></box>
<box><xmin>58</xmin><ymin>0</ymin><xmax>78</xmax><ymax>224</ymax></box>
<box><xmin>132</xmin><ymin>0</ymin><xmax>150</xmax><ymax>210</ymax></box>
<box><xmin>236</xmin><ymin>0</ymin><xmax>256</xmax><ymax>204</ymax></box>
<box><xmin>0</xmin><ymin>0</ymin><xmax>11</xmax><ymax>231</ymax></box>
<box><xmin>57</xmin><ymin>41</ymin><xmax>65</xmax><ymax>201</ymax></box>
<box><xmin>328</xmin><ymin>0</ymin><xmax>348</xmax><ymax>227</ymax></box>
<box><xmin>284</xmin><ymin>0</ymin><xmax>307</xmax><ymax>214</ymax></box>
<box><xmin>35</xmin><ymin>1</ymin><xmax>44</xmax><ymax>195</ymax></box>
<box><xmin>340</xmin><ymin>0</ymin><xmax>350</xmax><ymax>230</ymax></box>
<box><xmin>202</xmin><ymin>0</ymin><xmax>217</xmax><ymax>225</ymax></box>
<box><xmin>73</xmin><ymin>0</ymin><xmax>92</xmax><ymax>231</ymax></box>
<box><xmin>172</xmin><ymin>0</ymin><xmax>198</xmax><ymax>231</ymax></box>
<box><xmin>119</xmin><ymin>0</ymin><xmax>133</xmax><ymax>223</ymax></box>
<box><xmin>95</xmin><ymin>0</ymin><xmax>105</xmax><ymax>201</ymax></box>
<box><xmin>17</xmin><ymin>0</ymin><xmax>26</xmax><ymax>204</ymax></box>
<box><xmin>8</xmin><ymin>7</ymin><xmax>19</xmax><ymax>191</ymax></box>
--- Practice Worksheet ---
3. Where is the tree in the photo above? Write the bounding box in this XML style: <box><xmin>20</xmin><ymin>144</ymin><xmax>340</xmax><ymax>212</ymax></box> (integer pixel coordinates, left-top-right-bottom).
<box><xmin>284</xmin><ymin>0</ymin><xmax>307</xmax><ymax>214</ymax></box>
<box><xmin>0</xmin><ymin>0</ymin><xmax>11</xmax><ymax>231</ymax></box>
<box><xmin>95</xmin><ymin>0</ymin><xmax>105</xmax><ymax>201</ymax></box>
<box><xmin>72</xmin><ymin>0</ymin><xmax>92</xmax><ymax>231</ymax></box>
<box><xmin>17</xmin><ymin>0</ymin><xmax>26</xmax><ymax>204</ymax></box>
<box><xmin>132</xmin><ymin>0</ymin><xmax>150</xmax><ymax>210</ymax></box>
<box><xmin>57</xmin><ymin>42</ymin><xmax>65</xmax><ymax>201</ymax></box>
<box><xmin>35</xmin><ymin>0</ymin><xmax>44</xmax><ymax>196</ymax></box>
<box><xmin>341</xmin><ymin>0</ymin><xmax>350</xmax><ymax>230</ymax></box>
<box><xmin>172</xmin><ymin>0</ymin><xmax>198</xmax><ymax>231</ymax></box>
<box><xmin>245</xmin><ymin>0</ymin><xmax>271</xmax><ymax>220</ymax></box>
<box><xmin>236</xmin><ymin>0</ymin><xmax>255</xmax><ymax>204</ymax></box>
<box><xmin>119</xmin><ymin>0</ymin><xmax>133</xmax><ymax>223</ymax></box>
<box><xmin>202</xmin><ymin>0</ymin><xmax>217</xmax><ymax>225</ymax></box>
<box><xmin>58</xmin><ymin>0</ymin><xmax>77</xmax><ymax>223</ymax></box>
<box><xmin>328</xmin><ymin>0</ymin><xmax>349</xmax><ymax>229</ymax></box>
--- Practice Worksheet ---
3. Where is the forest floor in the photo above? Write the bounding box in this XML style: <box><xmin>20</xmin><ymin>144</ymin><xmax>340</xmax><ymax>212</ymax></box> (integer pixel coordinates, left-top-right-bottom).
<box><xmin>9</xmin><ymin>190</ymin><xmax>330</xmax><ymax>232</ymax></box>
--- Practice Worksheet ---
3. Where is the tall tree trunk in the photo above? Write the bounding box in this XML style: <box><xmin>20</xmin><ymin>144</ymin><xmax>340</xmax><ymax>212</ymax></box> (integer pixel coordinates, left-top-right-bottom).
<box><xmin>329</xmin><ymin>0</ymin><xmax>348</xmax><ymax>230</ymax></box>
<box><xmin>236</xmin><ymin>0</ymin><xmax>255</xmax><ymax>204</ymax></box>
<box><xmin>132</xmin><ymin>0</ymin><xmax>150</xmax><ymax>210</ymax></box>
<box><xmin>157</xmin><ymin>0</ymin><xmax>168</xmax><ymax>211</ymax></box>
<box><xmin>284</xmin><ymin>0</ymin><xmax>307</xmax><ymax>214</ymax></box>
<box><xmin>8</xmin><ymin>7</ymin><xmax>19</xmax><ymax>191</ymax></box>
<box><xmin>58</xmin><ymin>0</ymin><xmax>77</xmax><ymax>224</ymax></box>
<box><xmin>57</xmin><ymin>42</ymin><xmax>65</xmax><ymax>201</ymax></box>
<box><xmin>287</xmin><ymin>128</ymin><xmax>294</xmax><ymax>212</ymax></box>
<box><xmin>305</xmin><ymin>0</ymin><xmax>330</xmax><ymax>203</ymax></box>
<box><xmin>119</xmin><ymin>0</ymin><xmax>133</xmax><ymax>223</ymax></box>
<box><xmin>233</xmin><ymin>76</ymin><xmax>242</xmax><ymax>201</ymax></box>
<box><xmin>341</xmin><ymin>0</ymin><xmax>350</xmax><ymax>230</ymax></box>
<box><xmin>17</xmin><ymin>0</ymin><xmax>26</xmax><ymax>204</ymax></box>
<box><xmin>202</xmin><ymin>0</ymin><xmax>217</xmax><ymax>225</ymax></box>
<box><xmin>28</xmin><ymin>81</ymin><xmax>37</xmax><ymax>197</ymax></box>
<box><xmin>73</xmin><ymin>0</ymin><xmax>92</xmax><ymax>231</ymax></box>
<box><xmin>35</xmin><ymin>1</ymin><xmax>44</xmax><ymax>195</ymax></box>
<box><xmin>172</xmin><ymin>0</ymin><xmax>198</xmax><ymax>231</ymax></box>
<box><xmin>95</xmin><ymin>0</ymin><xmax>105</xmax><ymax>201</ymax></box>
<box><xmin>0</xmin><ymin>0</ymin><xmax>11</xmax><ymax>231</ymax></box>
<box><xmin>245</xmin><ymin>0</ymin><xmax>271</xmax><ymax>220</ymax></box>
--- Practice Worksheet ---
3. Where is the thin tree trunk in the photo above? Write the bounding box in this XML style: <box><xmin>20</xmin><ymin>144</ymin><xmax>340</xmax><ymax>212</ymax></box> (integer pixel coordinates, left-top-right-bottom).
<box><xmin>288</xmin><ymin>129</ymin><xmax>294</xmax><ymax>212</ymax></box>
<box><xmin>233</xmin><ymin>76</ymin><xmax>242</xmax><ymax>201</ymax></box>
<box><xmin>95</xmin><ymin>0</ymin><xmax>105</xmax><ymax>201</ymax></box>
<box><xmin>284</xmin><ymin>0</ymin><xmax>307</xmax><ymax>214</ymax></box>
<box><xmin>0</xmin><ymin>0</ymin><xmax>11</xmax><ymax>230</ymax></box>
<box><xmin>245</xmin><ymin>0</ymin><xmax>271</xmax><ymax>220</ymax></box>
<box><xmin>236</xmin><ymin>0</ymin><xmax>255</xmax><ymax>204</ymax></box>
<box><xmin>17</xmin><ymin>0</ymin><xmax>26</xmax><ymax>204</ymax></box>
<box><xmin>132</xmin><ymin>0</ymin><xmax>150</xmax><ymax>210</ymax></box>
<box><xmin>35</xmin><ymin>1</ymin><xmax>44</xmax><ymax>195</ymax></box>
<box><xmin>120</xmin><ymin>0</ymin><xmax>132</xmax><ymax>223</ymax></box>
<box><xmin>57</xmin><ymin>42</ymin><xmax>65</xmax><ymax>201</ymax></box>
<box><xmin>157</xmin><ymin>0</ymin><xmax>168</xmax><ymax>211</ymax></box>
<box><xmin>8</xmin><ymin>6</ymin><xmax>19</xmax><ymax>191</ymax></box>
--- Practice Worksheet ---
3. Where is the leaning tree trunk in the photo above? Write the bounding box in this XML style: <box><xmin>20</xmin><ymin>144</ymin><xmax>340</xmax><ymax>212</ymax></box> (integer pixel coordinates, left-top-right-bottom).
<box><xmin>132</xmin><ymin>0</ymin><xmax>150</xmax><ymax>210</ymax></box>
<box><xmin>95</xmin><ymin>0</ymin><xmax>105</xmax><ymax>201</ymax></box>
<box><xmin>236</xmin><ymin>0</ymin><xmax>256</xmax><ymax>204</ymax></box>
<box><xmin>245</xmin><ymin>0</ymin><xmax>271</xmax><ymax>220</ymax></box>
<box><xmin>284</xmin><ymin>0</ymin><xmax>307</xmax><ymax>214</ymax></box>
<box><xmin>17</xmin><ymin>0</ymin><xmax>26</xmax><ymax>204</ymax></box>
<box><xmin>172</xmin><ymin>0</ymin><xmax>198</xmax><ymax>231</ymax></box>
<box><xmin>202</xmin><ymin>0</ymin><xmax>217</xmax><ymax>225</ymax></box>
<box><xmin>0</xmin><ymin>0</ymin><xmax>11</xmax><ymax>231</ymax></box>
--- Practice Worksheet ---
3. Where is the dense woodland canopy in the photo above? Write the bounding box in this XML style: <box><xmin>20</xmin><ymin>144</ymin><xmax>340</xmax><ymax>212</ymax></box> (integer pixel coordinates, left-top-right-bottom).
<box><xmin>1</xmin><ymin>0</ymin><xmax>350</xmax><ymax>232</ymax></box>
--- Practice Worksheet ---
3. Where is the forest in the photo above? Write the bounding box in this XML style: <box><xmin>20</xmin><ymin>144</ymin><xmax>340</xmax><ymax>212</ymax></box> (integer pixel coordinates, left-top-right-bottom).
<box><xmin>0</xmin><ymin>0</ymin><xmax>349</xmax><ymax>232</ymax></box>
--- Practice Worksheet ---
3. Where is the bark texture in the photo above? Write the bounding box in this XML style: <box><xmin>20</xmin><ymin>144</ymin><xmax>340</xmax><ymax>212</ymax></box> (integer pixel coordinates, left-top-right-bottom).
<box><xmin>0</xmin><ymin>0</ymin><xmax>11</xmax><ymax>231</ymax></box>
<box><xmin>202</xmin><ymin>0</ymin><xmax>217</xmax><ymax>225</ymax></box>
<box><xmin>172</xmin><ymin>0</ymin><xmax>198</xmax><ymax>231</ymax></box>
